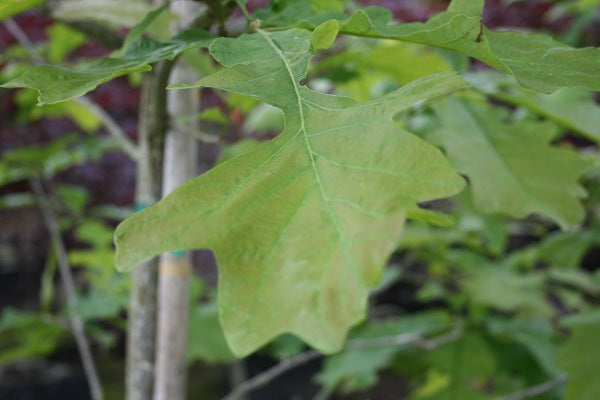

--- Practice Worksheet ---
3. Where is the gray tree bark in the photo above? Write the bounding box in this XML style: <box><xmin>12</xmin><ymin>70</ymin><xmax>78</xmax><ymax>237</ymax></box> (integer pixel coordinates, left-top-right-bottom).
<box><xmin>153</xmin><ymin>3</ymin><xmax>201</xmax><ymax>400</ymax></box>
<box><xmin>126</xmin><ymin>60</ymin><xmax>172</xmax><ymax>400</ymax></box>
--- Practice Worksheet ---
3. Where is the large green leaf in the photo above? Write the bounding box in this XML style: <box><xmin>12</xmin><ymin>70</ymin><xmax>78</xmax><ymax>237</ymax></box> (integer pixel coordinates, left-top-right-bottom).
<box><xmin>1</xmin><ymin>29</ymin><xmax>213</xmax><ymax>105</ymax></box>
<box><xmin>115</xmin><ymin>29</ymin><xmax>466</xmax><ymax>356</ymax></box>
<box><xmin>434</xmin><ymin>97</ymin><xmax>588</xmax><ymax>229</ymax></box>
<box><xmin>256</xmin><ymin>0</ymin><xmax>600</xmax><ymax>93</ymax></box>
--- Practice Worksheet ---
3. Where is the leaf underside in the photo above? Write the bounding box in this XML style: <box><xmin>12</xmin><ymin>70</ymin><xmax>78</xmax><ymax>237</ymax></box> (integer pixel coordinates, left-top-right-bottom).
<box><xmin>115</xmin><ymin>29</ymin><xmax>466</xmax><ymax>356</ymax></box>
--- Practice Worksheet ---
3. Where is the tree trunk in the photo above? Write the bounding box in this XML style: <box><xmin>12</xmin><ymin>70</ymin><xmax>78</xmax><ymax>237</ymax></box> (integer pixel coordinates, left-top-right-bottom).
<box><xmin>126</xmin><ymin>60</ymin><xmax>172</xmax><ymax>400</ymax></box>
<box><xmin>153</xmin><ymin>3</ymin><xmax>200</xmax><ymax>399</ymax></box>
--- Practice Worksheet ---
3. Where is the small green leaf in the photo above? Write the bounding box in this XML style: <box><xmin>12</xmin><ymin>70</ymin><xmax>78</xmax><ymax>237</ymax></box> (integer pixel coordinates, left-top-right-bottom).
<box><xmin>447</xmin><ymin>0</ymin><xmax>484</xmax><ymax>16</ymax></box>
<box><xmin>434</xmin><ymin>97</ymin><xmax>588</xmax><ymax>229</ymax></box>
<box><xmin>1</xmin><ymin>30</ymin><xmax>213</xmax><ymax>105</ymax></box>
<box><xmin>46</xmin><ymin>23</ymin><xmax>86</xmax><ymax>63</ymax></box>
<box><xmin>487</xmin><ymin>318</ymin><xmax>561</xmax><ymax>375</ymax></box>
<box><xmin>0</xmin><ymin>0</ymin><xmax>44</xmax><ymax>20</ymax></box>
<box><xmin>311</xmin><ymin>19</ymin><xmax>339</xmax><ymax>50</ymax></box>
<box><xmin>117</xmin><ymin>29</ymin><xmax>466</xmax><ymax>356</ymax></box>
<box><xmin>316</xmin><ymin>311</ymin><xmax>451</xmax><ymax>393</ymax></box>
<box><xmin>243</xmin><ymin>103</ymin><xmax>284</xmax><ymax>135</ymax></box>
<box><xmin>52</xmin><ymin>0</ymin><xmax>152</xmax><ymax>27</ymax></box>
<box><xmin>0</xmin><ymin>308</ymin><xmax>65</xmax><ymax>364</ymax></box>
<box><xmin>315</xmin><ymin>41</ymin><xmax>452</xmax><ymax>87</ymax></box>
<box><xmin>117</xmin><ymin>3</ymin><xmax>171</xmax><ymax>56</ymax></box>
<box><xmin>407</xmin><ymin>207</ymin><xmax>456</xmax><ymax>227</ymax></box>
<box><xmin>187</xmin><ymin>302</ymin><xmax>235</xmax><ymax>364</ymax></box>
<box><xmin>461</xmin><ymin>263</ymin><xmax>551</xmax><ymax>317</ymax></box>
<box><xmin>422</xmin><ymin>333</ymin><xmax>496</xmax><ymax>400</ymax></box>
<box><xmin>216</xmin><ymin>139</ymin><xmax>261</xmax><ymax>165</ymax></box>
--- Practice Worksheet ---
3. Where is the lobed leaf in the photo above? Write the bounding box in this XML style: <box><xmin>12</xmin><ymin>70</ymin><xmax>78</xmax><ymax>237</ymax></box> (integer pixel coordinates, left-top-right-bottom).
<box><xmin>433</xmin><ymin>97</ymin><xmax>588</xmax><ymax>229</ymax></box>
<box><xmin>115</xmin><ymin>28</ymin><xmax>466</xmax><ymax>356</ymax></box>
<box><xmin>256</xmin><ymin>0</ymin><xmax>600</xmax><ymax>93</ymax></box>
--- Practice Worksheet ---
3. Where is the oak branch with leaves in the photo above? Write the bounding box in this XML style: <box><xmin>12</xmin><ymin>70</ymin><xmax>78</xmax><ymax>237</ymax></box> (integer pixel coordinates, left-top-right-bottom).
<box><xmin>2</xmin><ymin>0</ymin><xmax>599</xmax><ymax>398</ymax></box>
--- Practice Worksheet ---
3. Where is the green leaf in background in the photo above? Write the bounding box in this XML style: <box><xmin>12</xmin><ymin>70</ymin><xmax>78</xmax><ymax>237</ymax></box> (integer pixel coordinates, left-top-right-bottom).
<box><xmin>56</xmin><ymin>183</ymin><xmax>89</xmax><ymax>214</ymax></box>
<box><xmin>117</xmin><ymin>3</ymin><xmax>170</xmax><ymax>56</ymax></box>
<box><xmin>461</xmin><ymin>262</ymin><xmax>552</xmax><ymax>317</ymax></box>
<box><xmin>537</xmin><ymin>230</ymin><xmax>600</xmax><ymax>269</ymax></box>
<box><xmin>316</xmin><ymin>40</ymin><xmax>452</xmax><ymax>86</ymax></box>
<box><xmin>467</xmin><ymin>71</ymin><xmax>600</xmax><ymax>143</ymax></box>
<box><xmin>550</xmin><ymin>268</ymin><xmax>600</xmax><ymax>299</ymax></box>
<box><xmin>52</xmin><ymin>0</ymin><xmax>157</xmax><ymax>28</ymax></box>
<box><xmin>187</xmin><ymin>302</ymin><xmax>235</xmax><ymax>364</ymax></box>
<box><xmin>115</xmin><ymin>28</ymin><xmax>466</xmax><ymax>356</ymax></box>
<box><xmin>254</xmin><ymin>0</ymin><xmax>345</xmax><ymax>25</ymax></box>
<box><xmin>69</xmin><ymin>220</ymin><xmax>129</xmax><ymax>321</ymax></box>
<box><xmin>1</xmin><ymin>30</ymin><xmax>213</xmax><ymax>105</ymax></box>
<box><xmin>557</xmin><ymin>313</ymin><xmax>600</xmax><ymax>400</ymax></box>
<box><xmin>256</xmin><ymin>0</ymin><xmax>600</xmax><ymax>93</ymax></box>
<box><xmin>0</xmin><ymin>0</ymin><xmax>44</xmax><ymax>20</ymax></box>
<box><xmin>242</xmin><ymin>103</ymin><xmax>285</xmax><ymax>135</ymax></box>
<box><xmin>434</xmin><ymin>97</ymin><xmax>588</xmax><ymax>229</ymax></box>
<box><xmin>454</xmin><ymin>190</ymin><xmax>509</xmax><ymax>256</ymax></box>
<box><xmin>486</xmin><ymin>318</ymin><xmax>561</xmax><ymax>375</ymax></box>
<box><xmin>0</xmin><ymin>135</ymin><xmax>118</xmax><ymax>186</ymax></box>
<box><xmin>313</xmin><ymin>40</ymin><xmax>453</xmax><ymax>101</ymax></box>
<box><xmin>46</xmin><ymin>23</ymin><xmax>87</xmax><ymax>63</ymax></box>
<box><xmin>0</xmin><ymin>308</ymin><xmax>65</xmax><ymax>364</ymax></box>
<box><xmin>420</xmin><ymin>333</ymin><xmax>495</xmax><ymax>400</ymax></box>
<box><xmin>216</xmin><ymin>139</ymin><xmax>261</xmax><ymax>165</ymax></box>
<box><xmin>14</xmin><ymin>88</ymin><xmax>101</xmax><ymax>132</ymax></box>
<box><xmin>316</xmin><ymin>311</ymin><xmax>451</xmax><ymax>394</ymax></box>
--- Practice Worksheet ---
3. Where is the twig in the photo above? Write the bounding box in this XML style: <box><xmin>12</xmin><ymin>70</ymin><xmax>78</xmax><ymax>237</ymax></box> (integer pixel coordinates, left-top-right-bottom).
<box><xmin>222</xmin><ymin>326</ymin><xmax>463</xmax><ymax>400</ymax></box>
<box><xmin>223</xmin><ymin>350</ymin><xmax>323</xmax><ymax>400</ymax></box>
<box><xmin>75</xmin><ymin>97</ymin><xmax>140</xmax><ymax>160</ymax></box>
<box><xmin>173</xmin><ymin>121</ymin><xmax>220</xmax><ymax>144</ymax></box>
<box><xmin>493</xmin><ymin>374</ymin><xmax>567</xmax><ymax>400</ymax></box>
<box><xmin>235</xmin><ymin>0</ymin><xmax>253</xmax><ymax>26</ymax></box>
<box><xmin>4</xmin><ymin>18</ymin><xmax>45</xmax><ymax>64</ymax></box>
<box><xmin>312</xmin><ymin>385</ymin><xmax>335</xmax><ymax>400</ymax></box>
<box><xmin>31</xmin><ymin>179</ymin><xmax>104</xmax><ymax>400</ymax></box>
<box><xmin>3</xmin><ymin>18</ymin><xmax>140</xmax><ymax>161</ymax></box>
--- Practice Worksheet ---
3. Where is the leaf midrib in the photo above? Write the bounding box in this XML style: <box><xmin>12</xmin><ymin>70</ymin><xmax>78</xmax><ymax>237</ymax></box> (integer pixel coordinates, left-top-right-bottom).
<box><xmin>255</xmin><ymin>29</ymin><xmax>354</xmax><ymax>344</ymax></box>
<box><xmin>257</xmin><ymin>29</ymin><xmax>343</xmax><ymax>241</ymax></box>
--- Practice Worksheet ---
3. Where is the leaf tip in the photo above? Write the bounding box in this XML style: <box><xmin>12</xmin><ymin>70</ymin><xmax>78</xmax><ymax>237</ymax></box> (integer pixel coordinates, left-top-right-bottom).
<box><xmin>311</xmin><ymin>19</ymin><xmax>340</xmax><ymax>51</ymax></box>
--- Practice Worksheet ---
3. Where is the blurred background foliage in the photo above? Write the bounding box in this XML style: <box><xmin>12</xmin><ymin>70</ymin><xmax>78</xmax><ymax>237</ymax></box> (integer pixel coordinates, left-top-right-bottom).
<box><xmin>0</xmin><ymin>0</ymin><xmax>599</xmax><ymax>399</ymax></box>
